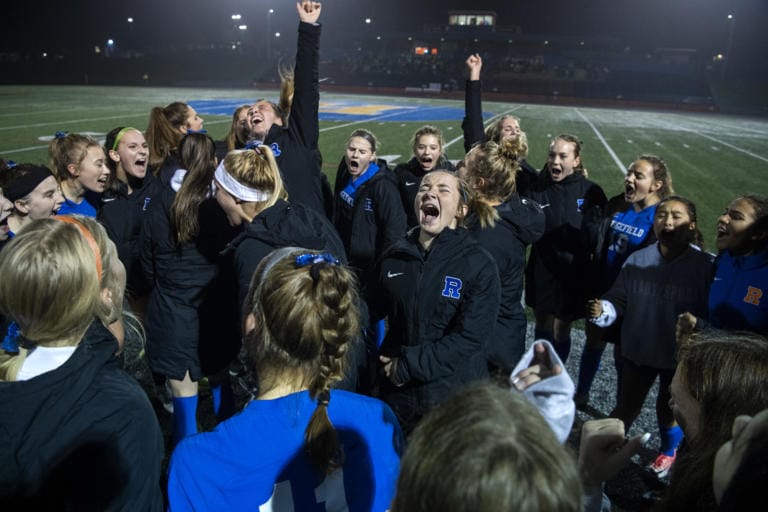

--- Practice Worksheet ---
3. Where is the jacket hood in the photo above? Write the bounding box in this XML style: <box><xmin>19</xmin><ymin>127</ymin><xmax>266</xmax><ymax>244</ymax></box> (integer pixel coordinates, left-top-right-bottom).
<box><xmin>0</xmin><ymin>320</ymin><xmax>118</xmax><ymax>489</ymax></box>
<box><xmin>496</xmin><ymin>196</ymin><xmax>546</xmax><ymax>244</ymax></box>
<box><xmin>235</xmin><ymin>199</ymin><xmax>330</xmax><ymax>252</ymax></box>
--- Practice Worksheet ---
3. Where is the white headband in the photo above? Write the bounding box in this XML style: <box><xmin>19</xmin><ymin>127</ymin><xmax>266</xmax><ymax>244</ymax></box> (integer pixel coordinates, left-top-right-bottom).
<box><xmin>214</xmin><ymin>160</ymin><xmax>271</xmax><ymax>202</ymax></box>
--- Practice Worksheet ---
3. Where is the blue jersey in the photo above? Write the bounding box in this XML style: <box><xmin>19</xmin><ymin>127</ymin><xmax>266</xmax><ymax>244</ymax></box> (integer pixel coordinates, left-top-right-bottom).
<box><xmin>57</xmin><ymin>197</ymin><xmax>98</xmax><ymax>217</ymax></box>
<box><xmin>709</xmin><ymin>249</ymin><xmax>768</xmax><ymax>335</ymax></box>
<box><xmin>167</xmin><ymin>390</ymin><xmax>403</xmax><ymax>512</ymax></box>
<box><xmin>604</xmin><ymin>204</ymin><xmax>657</xmax><ymax>284</ymax></box>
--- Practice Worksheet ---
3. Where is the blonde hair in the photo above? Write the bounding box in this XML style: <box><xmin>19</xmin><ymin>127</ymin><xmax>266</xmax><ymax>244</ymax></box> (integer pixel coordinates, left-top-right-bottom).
<box><xmin>466</xmin><ymin>137</ymin><xmax>527</xmax><ymax>228</ymax></box>
<box><xmin>244</xmin><ymin>247</ymin><xmax>360</xmax><ymax>474</ymax></box>
<box><xmin>226</xmin><ymin>105</ymin><xmax>251</xmax><ymax>152</ymax></box>
<box><xmin>222</xmin><ymin>146</ymin><xmax>287</xmax><ymax>210</ymax></box>
<box><xmin>0</xmin><ymin>216</ymin><xmax>121</xmax><ymax>346</ymax></box>
<box><xmin>411</xmin><ymin>125</ymin><xmax>444</xmax><ymax>153</ymax></box>
<box><xmin>49</xmin><ymin>133</ymin><xmax>102</xmax><ymax>182</ymax></box>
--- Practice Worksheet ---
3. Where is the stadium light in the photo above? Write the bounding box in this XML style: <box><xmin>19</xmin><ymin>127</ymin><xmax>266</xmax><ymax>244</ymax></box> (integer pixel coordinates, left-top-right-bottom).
<box><xmin>727</xmin><ymin>14</ymin><xmax>733</xmax><ymax>20</ymax></box>
<box><xmin>365</xmin><ymin>18</ymin><xmax>372</xmax><ymax>24</ymax></box>
<box><xmin>275</xmin><ymin>32</ymin><xmax>281</xmax><ymax>38</ymax></box>
<box><xmin>231</xmin><ymin>14</ymin><xmax>242</xmax><ymax>21</ymax></box>
<box><xmin>107</xmin><ymin>39</ymin><xmax>114</xmax><ymax>46</ymax></box>
<box><xmin>127</xmin><ymin>17</ymin><xmax>133</xmax><ymax>23</ymax></box>
<box><xmin>238</xmin><ymin>25</ymin><xmax>247</xmax><ymax>31</ymax></box>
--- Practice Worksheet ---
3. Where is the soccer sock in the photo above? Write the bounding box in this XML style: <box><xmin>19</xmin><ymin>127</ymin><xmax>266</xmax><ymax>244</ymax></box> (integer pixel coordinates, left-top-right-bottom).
<box><xmin>659</xmin><ymin>425</ymin><xmax>684</xmax><ymax>456</ymax></box>
<box><xmin>553</xmin><ymin>335</ymin><xmax>572</xmax><ymax>363</ymax></box>
<box><xmin>576</xmin><ymin>346</ymin><xmax>604</xmax><ymax>396</ymax></box>
<box><xmin>172</xmin><ymin>395</ymin><xmax>198</xmax><ymax>445</ymax></box>
<box><xmin>211</xmin><ymin>381</ymin><xmax>236</xmax><ymax>421</ymax></box>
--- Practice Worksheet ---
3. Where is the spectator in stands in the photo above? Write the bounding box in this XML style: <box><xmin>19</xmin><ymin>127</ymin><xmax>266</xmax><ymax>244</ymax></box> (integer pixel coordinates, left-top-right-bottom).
<box><xmin>395</xmin><ymin>125</ymin><xmax>456</xmax><ymax>228</ymax></box>
<box><xmin>677</xmin><ymin>194</ymin><xmax>768</xmax><ymax>339</ymax></box>
<box><xmin>462</xmin><ymin>53</ymin><xmax>538</xmax><ymax>196</ymax></box>
<box><xmin>526</xmin><ymin>134</ymin><xmax>606</xmax><ymax>362</ymax></box>
<box><xmin>167</xmin><ymin>247</ymin><xmax>403</xmax><ymax>511</ymax></box>
<box><xmin>49</xmin><ymin>132</ymin><xmax>110</xmax><ymax>217</ymax></box>
<box><xmin>0</xmin><ymin>216</ymin><xmax>164</xmax><ymax>510</ymax></box>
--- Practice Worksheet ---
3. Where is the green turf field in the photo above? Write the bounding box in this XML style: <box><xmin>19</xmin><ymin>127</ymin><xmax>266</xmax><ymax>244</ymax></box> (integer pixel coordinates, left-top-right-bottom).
<box><xmin>1</xmin><ymin>84</ymin><xmax>766</xmax><ymax>250</ymax></box>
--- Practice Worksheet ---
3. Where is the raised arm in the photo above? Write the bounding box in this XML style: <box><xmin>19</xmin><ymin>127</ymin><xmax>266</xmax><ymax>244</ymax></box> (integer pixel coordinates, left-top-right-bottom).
<box><xmin>462</xmin><ymin>54</ymin><xmax>487</xmax><ymax>153</ymax></box>
<box><xmin>289</xmin><ymin>1</ymin><xmax>321</xmax><ymax>148</ymax></box>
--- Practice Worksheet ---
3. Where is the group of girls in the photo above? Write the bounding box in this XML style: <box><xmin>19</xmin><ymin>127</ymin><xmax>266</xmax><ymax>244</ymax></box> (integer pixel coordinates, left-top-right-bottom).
<box><xmin>2</xmin><ymin>12</ymin><xmax>768</xmax><ymax>507</ymax></box>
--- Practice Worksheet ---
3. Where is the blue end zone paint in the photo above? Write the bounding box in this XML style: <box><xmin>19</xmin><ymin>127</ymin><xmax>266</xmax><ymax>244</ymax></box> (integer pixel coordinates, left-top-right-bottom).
<box><xmin>189</xmin><ymin>99</ymin><xmax>495</xmax><ymax>122</ymax></box>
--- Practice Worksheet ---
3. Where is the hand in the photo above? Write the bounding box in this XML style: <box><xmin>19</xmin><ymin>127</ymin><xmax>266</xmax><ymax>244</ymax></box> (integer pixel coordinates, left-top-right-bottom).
<box><xmin>297</xmin><ymin>1</ymin><xmax>322</xmax><ymax>24</ymax></box>
<box><xmin>578</xmin><ymin>418</ymin><xmax>649</xmax><ymax>486</ymax></box>
<box><xmin>511</xmin><ymin>342</ymin><xmax>562</xmax><ymax>391</ymax></box>
<box><xmin>676</xmin><ymin>312</ymin><xmax>697</xmax><ymax>345</ymax></box>
<box><xmin>587</xmin><ymin>299</ymin><xmax>603</xmax><ymax>319</ymax></box>
<box><xmin>465</xmin><ymin>53</ymin><xmax>482</xmax><ymax>81</ymax></box>
<box><xmin>379</xmin><ymin>355</ymin><xmax>403</xmax><ymax>386</ymax></box>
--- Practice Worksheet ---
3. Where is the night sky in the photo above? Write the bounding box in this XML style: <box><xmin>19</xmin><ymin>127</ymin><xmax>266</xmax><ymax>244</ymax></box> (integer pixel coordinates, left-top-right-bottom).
<box><xmin>3</xmin><ymin>0</ymin><xmax>766</xmax><ymax>71</ymax></box>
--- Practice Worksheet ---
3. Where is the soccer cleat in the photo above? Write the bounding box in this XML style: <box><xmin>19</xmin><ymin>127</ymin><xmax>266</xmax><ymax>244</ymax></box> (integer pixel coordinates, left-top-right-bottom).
<box><xmin>646</xmin><ymin>451</ymin><xmax>676</xmax><ymax>480</ymax></box>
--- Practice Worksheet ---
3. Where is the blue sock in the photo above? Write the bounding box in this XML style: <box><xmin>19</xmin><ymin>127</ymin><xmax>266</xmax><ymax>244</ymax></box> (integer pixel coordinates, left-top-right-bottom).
<box><xmin>534</xmin><ymin>328</ymin><xmax>554</xmax><ymax>343</ymax></box>
<box><xmin>659</xmin><ymin>425</ymin><xmax>684</xmax><ymax>456</ymax></box>
<box><xmin>172</xmin><ymin>395</ymin><xmax>198</xmax><ymax>445</ymax></box>
<box><xmin>211</xmin><ymin>381</ymin><xmax>235</xmax><ymax>421</ymax></box>
<box><xmin>576</xmin><ymin>346</ymin><xmax>604</xmax><ymax>395</ymax></box>
<box><xmin>553</xmin><ymin>335</ymin><xmax>572</xmax><ymax>363</ymax></box>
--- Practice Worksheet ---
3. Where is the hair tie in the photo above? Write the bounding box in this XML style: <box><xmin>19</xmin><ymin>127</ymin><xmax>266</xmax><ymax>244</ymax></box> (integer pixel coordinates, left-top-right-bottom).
<box><xmin>243</xmin><ymin>140</ymin><xmax>263</xmax><ymax>151</ymax></box>
<box><xmin>186</xmin><ymin>129</ymin><xmax>208</xmax><ymax>135</ymax></box>
<box><xmin>53</xmin><ymin>216</ymin><xmax>103</xmax><ymax>280</ymax></box>
<box><xmin>317</xmin><ymin>390</ymin><xmax>330</xmax><ymax>406</ymax></box>
<box><xmin>111</xmin><ymin>127</ymin><xmax>139</xmax><ymax>152</ymax></box>
<box><xmin>54</xmin><ymin>131</ymin><xmax>68</xmax><ymax>139</ymax></box>
<box><xmin>1</xmin><ymin>322</ymin><xmax>21</xmax><ymax>354</ymax></box>
<box><xmin>294</xmin><ymin>252</ymin><xmax>340</xmax><ymax>268</ymax></box>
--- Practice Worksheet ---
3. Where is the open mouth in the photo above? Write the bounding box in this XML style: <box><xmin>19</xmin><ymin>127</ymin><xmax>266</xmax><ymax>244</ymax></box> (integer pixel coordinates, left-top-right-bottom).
<box><xmin>420</xmin><ymin>157</ymin><xmax>434</xmax><ymax>169</ymax></box>
<box><xmin>420</xmin><ymin>203</ymin><xmax>439</xmax><ymax>223</ymax></box>
<box><xmin>624</xmin><ymin>184</ymin><xmax>635</xmax><ymax>199</ymax></box>
<box><xmin>349</xmin><ymin>160</ymin><xmax>360</xmax><ymax>170</ymax></box>
<box><xmin>135</xmin><ymin>158</ymin><xmax>147</xmax><ymax>168</ymax></box>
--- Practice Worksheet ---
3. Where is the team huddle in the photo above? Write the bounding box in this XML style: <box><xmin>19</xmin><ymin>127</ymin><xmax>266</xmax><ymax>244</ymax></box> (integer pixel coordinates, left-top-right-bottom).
<box><xmin>1</xmin><ymin>2</ymin><xmax>767</xmax><ymax>511</ymax></box>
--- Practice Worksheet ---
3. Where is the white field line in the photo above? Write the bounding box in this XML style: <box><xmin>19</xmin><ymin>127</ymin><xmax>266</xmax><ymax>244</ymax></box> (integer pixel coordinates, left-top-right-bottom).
<box><xmin>0</xmin><ymin>113</ymin><xmax>148</xmax><ymax>132</ymax></box>
<box><xmin>574</xmin><ymin>108</ymin><xmax>626</xmax><ymax>175</ymax></box>
<box><xmin>443</xmin><ymin>105</ymin><xmax>524</xmax><ymax>150</ymax></box>
<box><xmin>691</xmin><ymin>131</ymin><xmax>768</xmax><ymax>164</ymax></box>
<box><xmin>0</xmin><ymin>144</ymin><xmax>49</xmax><ymax>155</ymax></box>
<box><xmin>0</xmin><ymin>107</ymin><xmax>80</xmax><ymax>118</ymax></box>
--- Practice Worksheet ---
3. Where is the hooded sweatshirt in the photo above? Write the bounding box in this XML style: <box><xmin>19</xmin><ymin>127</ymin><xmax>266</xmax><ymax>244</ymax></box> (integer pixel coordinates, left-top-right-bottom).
<box><xmin>0</xmin><ymin>321</ymin><xmax>164</xmax><ymax>511</ymax></box>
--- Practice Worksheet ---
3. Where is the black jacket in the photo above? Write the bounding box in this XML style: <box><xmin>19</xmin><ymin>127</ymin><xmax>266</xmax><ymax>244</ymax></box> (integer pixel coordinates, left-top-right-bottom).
<box><xmin>98</xmin><ymin>174</ymin><xmax>161</xmax><ymax>298</ymax></box>
<box><xmin>525</xmin><ymin>171</ymin><xmax>607</xmax><ymax>311</ymax></box>
<box><xmin>333</xmin><ymin>157</ymin><xmax>407</xmax><ymax>275</ymax></box>
<box><xmin>370</xmin><ymin>227</ymin><xmax>500</xmax><ymax>420</ymax></box>
<box><xmin>467</xmin><ymin>195</ymin><xmax>545</xmax><ymax>371</ymax></box>
<box><xmin>262</xmin><ymin>22</ymin><xmax>331</xmax><ymax>217</ymax></box>
<box><xmin>224</xmin><ymin>198</ymin><xmax>346</xmax><ymax>307</ymax></box>
<box><xmin>394</xmin><ymin>156</ymin><xmax>457</xmax><ymax>228</ymax></box>
<box><xmin>461</xmin><ymin>79</ymin><xmax>539</xmax><ymax>197</ymax></box>
<box><xmin>141</xmin><ymin>185</ymin><xmax>240</xmax><ymax>379</ymax></box>
<box><xmin>0</xmin><ymin>321</ymin><xmax>164</xmax><ymax>511</ymax></box>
